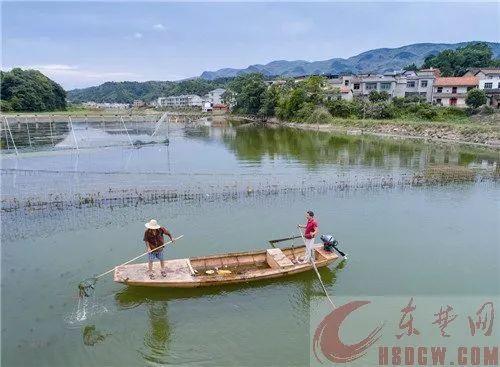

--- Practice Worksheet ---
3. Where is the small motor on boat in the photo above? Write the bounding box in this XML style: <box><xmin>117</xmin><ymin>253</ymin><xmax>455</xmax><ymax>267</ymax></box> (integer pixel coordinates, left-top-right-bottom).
<box><xmin>320</xmin><ymin>234</ymin><xmax>347</xmax><ymax>258</ymax></box>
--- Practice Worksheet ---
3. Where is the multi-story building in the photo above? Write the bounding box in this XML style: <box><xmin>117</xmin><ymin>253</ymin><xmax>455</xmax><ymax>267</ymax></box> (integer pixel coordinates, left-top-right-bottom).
<box><xmin>206</xmin><ymin>88</ymin><xmax>226</xmax><ymax>105</ymax></box>
<box><xmin>82</xmin><ymin>102</ymin><xmax>130</xmax><ymax>109</ymax></box>
<box><xmin>324</xmin><ymin>68</ymin><xmax>439</xmax><ymax>102</ymax></box>
<box><xmin>432</xmin><ymin>76</ymin><xmax>478</xmax><ymax>107</ymax></box>
<box><xmin>324</xmin><ymin>84</ymin><xmax>353</xmax><ymax>101</ymax></box>
<box><xmin>464</xmin><ymin>68</ymin><xmax>500</xmax><ymax>89</ymax></box>
<box><xmin>464</xmin><ymin>68</ymin><xmax>500</xmax><ymax>108</ymax></box>
<box><xmin>401</xmin><ymin>68</ymin><xmax>440</xmax><ymax>102</ymax></box>
<box><xmin>132</xmin><ymin>100</ymin><xmax>145</xmax><ymax>108</ymax></box>
<box><xmin>157</xmin><ymin>94</ymin><xmax>204</xmax><ymax>108</ymax></box>
<box><xmin>357</xmin><ymin>74</ymin><xmax>407</xmax><ymax>98</ymax></box>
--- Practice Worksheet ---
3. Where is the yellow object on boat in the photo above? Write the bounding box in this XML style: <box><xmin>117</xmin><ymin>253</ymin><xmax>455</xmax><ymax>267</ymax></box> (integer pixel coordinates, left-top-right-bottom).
<box><xmin>217</xmin><ymin>269</ymin><xmax>232</xmax><ymax>275</ymax></box>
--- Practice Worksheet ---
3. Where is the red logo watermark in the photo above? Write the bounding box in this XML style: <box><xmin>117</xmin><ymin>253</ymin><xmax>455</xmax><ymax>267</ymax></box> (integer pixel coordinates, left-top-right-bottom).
<box><xmin>311</xmin><ymin>298</ymin><xmax>498</xmax><ymax>366</ymax></box>
<box><xmin>313</xmin><ymin>300</ymin><xmax>384</xmax><ymax>363</ymax></box>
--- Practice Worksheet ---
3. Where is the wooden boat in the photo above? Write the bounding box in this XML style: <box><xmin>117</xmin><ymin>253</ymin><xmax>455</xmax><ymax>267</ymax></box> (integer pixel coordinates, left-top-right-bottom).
<box><xmin>114</xmin><ymin>243</ymin><xmax>339</xmax><ymax>288</ymax></box>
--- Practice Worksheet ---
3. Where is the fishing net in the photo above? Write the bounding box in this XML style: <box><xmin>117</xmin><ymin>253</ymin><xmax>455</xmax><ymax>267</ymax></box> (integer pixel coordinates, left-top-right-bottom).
<box><xmin>64</xmin><ymin>278</ymin><xmax>108</xmax><ymax>326</ymax></box>
<box><xmin>78</xmin><ymin>277</ymin><xmax>98</xmax><ymax>298</ymax></box>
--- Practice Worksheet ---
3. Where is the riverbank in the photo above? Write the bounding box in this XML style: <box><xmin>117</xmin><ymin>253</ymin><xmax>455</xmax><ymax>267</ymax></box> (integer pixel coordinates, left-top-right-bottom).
<box><xmin>260</xmin><ymin>116</ymin><xmax>500</xmax><ymax>149</ymax></box>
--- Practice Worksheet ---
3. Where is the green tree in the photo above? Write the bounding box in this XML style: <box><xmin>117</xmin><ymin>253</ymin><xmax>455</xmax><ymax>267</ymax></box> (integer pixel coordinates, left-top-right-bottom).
<box><xmin>422</xmin><ymin>42</ymin><xmax>498</xmax><ymax>77</ymax></box>
<box><xmin>302</xmin><ymin>75</ymin><xmax>326</xmax><ymax>104</ymax></box>
<box><xmin>227</xmin><ymin>73</ymin><xmax>267</xmax><ymax>115</ymax></box>
<box><xmin>326</xmin><ymin>99</ymin><xmax>352</xmax><ymax>118</ymax></box>
<box><xmin>1</xmin><ymin>68</ymin><xmax>67</xmax><ymax>112</ymax></box>
<box><xmin>368</xmin><ymin>90</ymin><xmax>390</xmax><ymax>103</ymax></box>
<box><xmin>465</xmin><ymin>89</ymin><xmax>487</xmax><ymax>108</ymax></box>
<box><xmin>67</xmin><ymin>78</ymin><xmax>231</xmax><ymax>103</ymax></box>
<box><xmin>276</xmin><ymin>86</ymin><xmax>307</xmax><ymax>121</ymax></box>
<box><xmin>404</xmin><ymin>63</ymin><xmax>419</xmax><ymax>71</ymax></box>
<box><xmin>259</xmin><ymin>84</ymin><xmax>280</xmax><ymax>117</ymax></box>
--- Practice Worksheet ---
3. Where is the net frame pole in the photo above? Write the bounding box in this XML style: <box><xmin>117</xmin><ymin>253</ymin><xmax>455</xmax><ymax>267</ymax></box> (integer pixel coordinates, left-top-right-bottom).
<box><xmin>68</xmin><ymin>116</ymin><xmax>79</xmax><ymax>150</ymax></box>
<box><xmin>25</xmin><ymin>117</ymin><xmax>32</xmax><ymax>148</ymax></box>
<box><xmin>4</xmin><ymin>116</ymin><xmax>18</xmax><ymax>155</ymax></box>
<box><xmin>3</xmin><ymin>118</ymin><xmax>11</xmax><ymax>150</ymax></box>
<box><xmin>120</xmin><ymin>116</ymin><xmax>134</xmax><ymax>147</ymax></box>
<box><xmin>49</xmin><ymin>116</ymin><xmax>55</xmax><ymax>146</ymax></box>
<box><xmin>129</xmin><ymin>115</ymin><xmax>136</xmax><ymax>137</ymax></box>
<box><xmin>152</xmin><ymin>112</ymin><xmax>168</xmax><ymax>137</ymax></box>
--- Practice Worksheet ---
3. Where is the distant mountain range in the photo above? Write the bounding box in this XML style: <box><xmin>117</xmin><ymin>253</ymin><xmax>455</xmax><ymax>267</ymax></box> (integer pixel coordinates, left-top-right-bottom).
<box><xmin>200</xmin><ymin>42</ymin><xmax>500</xmax><ymax>80</ymax></box>
<box><xmin>67</xmin><ymin>41</ymin><xmax>500</xmax><ymax>103</ymax></box>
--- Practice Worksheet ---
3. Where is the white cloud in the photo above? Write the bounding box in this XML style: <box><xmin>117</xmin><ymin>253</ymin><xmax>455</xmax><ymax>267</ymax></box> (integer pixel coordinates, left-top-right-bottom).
<box><xmin>30</xmin><ymin>64</ymin><xmax>78</xmax><ymax>71</ymax></box>
<box><xmin>133</xmin><ymin>32</ymin><xmax>143</xmax><ymax>39</ymax></box>
<box><xmin>153</xmin><ymin>23</ymin><xmax>165</xmax><ymax>31</ymax></box>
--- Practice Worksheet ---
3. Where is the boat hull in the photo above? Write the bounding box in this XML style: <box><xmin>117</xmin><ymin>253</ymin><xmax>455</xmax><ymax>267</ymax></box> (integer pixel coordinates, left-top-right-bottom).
<box><xmin>114</xmin><ymin>244</ymin><xmax>339</xmax><ymax>288</ymax></box>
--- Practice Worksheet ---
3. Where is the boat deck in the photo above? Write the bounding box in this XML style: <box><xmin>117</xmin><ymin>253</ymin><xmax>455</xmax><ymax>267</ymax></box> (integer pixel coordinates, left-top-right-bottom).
<box><xmin>114</xmin><ymin>244</ymin><xmax>339</xmax><ymax>288</ymax></box>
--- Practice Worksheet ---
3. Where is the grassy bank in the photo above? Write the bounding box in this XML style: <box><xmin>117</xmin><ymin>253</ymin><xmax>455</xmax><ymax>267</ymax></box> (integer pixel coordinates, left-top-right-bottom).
<box><xmin>273</xmin><ymin>115</ymin><xmax>500</xmax><ymax>148</ymax></box>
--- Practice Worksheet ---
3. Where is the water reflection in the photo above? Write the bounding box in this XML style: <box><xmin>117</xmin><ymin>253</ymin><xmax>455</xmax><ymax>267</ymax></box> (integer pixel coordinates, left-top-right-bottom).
<box><xmin>221</xmin><ymin>126</ymin><xmax>499</xmax><ymax>170</ymax></box>
<box><xmin>113</xmin><ymin>261</ymin><xmax>344</xmax><ymax>363</ymax></box>
<box><xmin>141</xmin><ymin>301</ymin><xmax>171</xmax><ymax>364</ymax></box>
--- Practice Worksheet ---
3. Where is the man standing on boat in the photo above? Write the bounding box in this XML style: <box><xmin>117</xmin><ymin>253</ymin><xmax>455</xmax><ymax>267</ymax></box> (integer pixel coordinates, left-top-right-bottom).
<box><xmin>298</xmin><ymin>211</ymin><xmax>318</xmax><ymax>263</ymax></box>
<box><xmin>144</xmin><ymin>219</ymin><xmax>174</xmax><ymax>279</ymax></box>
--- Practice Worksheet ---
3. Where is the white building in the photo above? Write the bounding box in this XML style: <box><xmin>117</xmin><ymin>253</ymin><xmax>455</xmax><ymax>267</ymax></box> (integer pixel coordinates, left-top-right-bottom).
<box><xmin>432</xmin><ymin>76</ymin><xmax>478</xmax><ymax>107</ymax></box>
<box><xmin>82</xmin><ymin>101</ymin><xmax>130</xmax><ymax>109</ymax></box>
<box><xmin>206</xmin><ymin>88</ymin><xmax>226</xmax><ymax>105</ymax></box>
<box><xmin>324</xmin><ymin>85</ymin><xmax>353</xmax><ymax>101</ymax></box>
<box><xmin>326</xmin><ymin>69</ymin><xmax>439</xmax><ymax>102</ymax></box>
<box><xmin>464</xmin><ymin>68</ymin><xmax>500</xmax><ymax>90</ymax></box>
<box><xmin>157</xmin><ymin>94</ymin><xmax>204</xmax><ymax>108</ymax></box>
<box><xmin>465</xmin><ymin>68</ymin><xmax>500</xmax><ymax>108</ymax></box>
<box><xmin>401</xmin><ymin>69</ymin><xmax>439</xmax><ymax>102</ymax></box>
<box><xmin>202</xmin><ymin>101</ymin><xmax>213</xmax><ymax>112</ymax></box>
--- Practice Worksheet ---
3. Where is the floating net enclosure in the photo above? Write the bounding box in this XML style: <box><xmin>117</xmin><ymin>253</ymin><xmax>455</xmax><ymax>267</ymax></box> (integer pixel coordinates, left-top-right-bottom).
<box><xmin>0</xmin><ymin>114</ymin><xmax>173</xmax><ymax>153</ymax></box>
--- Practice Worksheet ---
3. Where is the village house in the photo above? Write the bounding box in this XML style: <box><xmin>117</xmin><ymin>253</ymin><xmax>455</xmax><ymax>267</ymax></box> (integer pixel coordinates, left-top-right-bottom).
<box><xmin>324</xmin><ymin>84</ymin><xmax>353</xmax><ymax>101</ymax></box>
<box><xmin>464</xmin><ymin>68</ymin><xmax>500</xmax><ymax>108</ymax></box>
<box><xmin>432</xmin><ymin>76</ymin><xmax>478</xmax><ymax>107</ymax></box>
<box><xmin>82</xmin><ymin>101</ymin><xmax>130</xmax><ymax>109</ymax></box>
<box><xmin>401</xmin><ymin>68</ymin><xmax>440</xmax><ymax>102</ymax></box>
<box><xmin>350</xmin><ymin>74</ymin><xmax>407</xmax><ymax>99</ymax></box>
<box><xmin>202</xmin><ymin>101</ymin><xmax>213</xmax><ymax>112</ymax></box>
<box><xmin>132</xmin><ymin>100</ymin><xmax>146</xmax><ymax>108</ymax></box>
<box><xmin>324</xmin><ymin>69</ymin><xmax>439</xmax><ymax>102</ymax></box>
<box><xmin>157</xmin><ymin>94</ymin><xmax>204</xmax><ymax>108</ymax></box>
<box><xmin>206</xmin><ymin>88</ymin><xmax>226</xmax><ymax>105</ymax></box>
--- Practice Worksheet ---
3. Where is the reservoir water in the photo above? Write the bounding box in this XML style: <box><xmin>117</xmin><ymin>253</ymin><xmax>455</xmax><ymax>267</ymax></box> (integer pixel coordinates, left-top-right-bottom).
<box><xmin>1</xmin><ymin>121</ymin><xmax>498</xmax><ymax>366</ymax></box>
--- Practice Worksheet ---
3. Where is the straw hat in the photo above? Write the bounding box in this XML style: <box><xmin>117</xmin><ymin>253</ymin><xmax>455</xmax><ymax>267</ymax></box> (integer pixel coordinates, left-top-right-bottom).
<box><xmin>145</xmin><ymin>219</ymin><xmax>161</xmax><ymax>230</ymax></box>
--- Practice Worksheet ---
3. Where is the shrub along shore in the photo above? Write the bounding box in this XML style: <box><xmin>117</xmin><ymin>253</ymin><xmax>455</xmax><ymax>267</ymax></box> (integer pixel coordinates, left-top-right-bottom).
<box><xmin>223</xmin><ymin>73</ymin><xmax>499</xmax><ymax>148</ymax></box>
<box><xmin>265</xmin><ymin>117</ymin><xmax>500</xmax><ymax>149</ymax></box>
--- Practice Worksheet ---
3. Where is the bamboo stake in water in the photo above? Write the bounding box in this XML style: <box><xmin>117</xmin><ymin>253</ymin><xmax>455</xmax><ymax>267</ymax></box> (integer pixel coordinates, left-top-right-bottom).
<box><xmin>95</xmin><ymin>235</ymin><xmax>184</xmax><ymax>279</ymax></box>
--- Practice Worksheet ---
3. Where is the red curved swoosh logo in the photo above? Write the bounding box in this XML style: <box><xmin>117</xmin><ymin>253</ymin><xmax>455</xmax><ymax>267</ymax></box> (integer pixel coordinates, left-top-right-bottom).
<box><xmin>313</xmin><ymin>300</ymin><xmax>384</xmax><ymax>364</ymax></box>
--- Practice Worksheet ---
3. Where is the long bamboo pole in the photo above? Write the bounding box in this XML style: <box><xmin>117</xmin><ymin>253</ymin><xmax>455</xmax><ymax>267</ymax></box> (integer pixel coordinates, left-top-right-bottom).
<box><xmin>298</xmin><ymin>227</ymin><xmax>336</xmax><ymax>309</ymax></box>
<box><xmin>95</xmin><ymin>235</ymin><xmax>184</xmax><ymax>279</ymax></box>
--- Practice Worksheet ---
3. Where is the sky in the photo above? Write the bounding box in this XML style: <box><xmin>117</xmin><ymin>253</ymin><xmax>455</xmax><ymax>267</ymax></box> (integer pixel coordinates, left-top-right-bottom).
<box><xmin>1</xmin><ymin>1</ymin><xmax>499</xmax><ymax>89</ymax></box>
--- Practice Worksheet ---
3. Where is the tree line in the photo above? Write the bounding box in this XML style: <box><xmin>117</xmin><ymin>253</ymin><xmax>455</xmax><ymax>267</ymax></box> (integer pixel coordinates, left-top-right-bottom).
<box><xmin>417</xmin><ymin>42</ymin><xmax>499</xmax><ymax>77</ymax></box>
<box><xmin>225</xmin><ymin>73</ymin><xmax>491</xmax><ymax>123</ymax></box>
<box><xmin>67</xmin><ymin>78</ymin><xmax>231</xmax><ymax>104</ymax></box>
<box><xmin>1</xmin><ymin>68</ymin><xmax>67</xmax><ymax>112</ymax></box>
